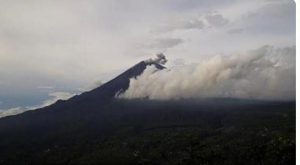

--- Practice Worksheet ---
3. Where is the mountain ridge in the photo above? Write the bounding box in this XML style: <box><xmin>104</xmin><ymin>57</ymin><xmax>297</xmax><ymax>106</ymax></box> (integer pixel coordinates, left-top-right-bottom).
<box><xmin>0</xmin><ymin>59</ymin><xmax>295</xmax><ymax>165</ymax></box>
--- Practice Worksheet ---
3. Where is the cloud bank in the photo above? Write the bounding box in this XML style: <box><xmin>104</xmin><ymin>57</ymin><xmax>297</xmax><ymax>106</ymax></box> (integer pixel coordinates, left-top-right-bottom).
<box><xmin>120</xmin><ymin>46</ymin><xmax>295</xmax><ymax>101</ymax></box>
<box><xmin>0</xmin><ymin>91</ymin><xmax>74</xmax><ymax>118</ymax></box>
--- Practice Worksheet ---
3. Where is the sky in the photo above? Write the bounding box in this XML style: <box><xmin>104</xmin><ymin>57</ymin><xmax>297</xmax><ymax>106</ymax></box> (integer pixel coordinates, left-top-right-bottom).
<box><xmin>0</xmin><ymin>0</ymin><xmax>296</xmax><ymax>116</ymax></box>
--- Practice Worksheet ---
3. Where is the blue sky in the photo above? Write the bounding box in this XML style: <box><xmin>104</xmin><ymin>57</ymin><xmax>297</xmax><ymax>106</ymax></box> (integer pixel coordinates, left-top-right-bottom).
<box><xmin>0</xmin><ymin>0</ymin><xmax>295</xmax><ymax>116</ymax></box>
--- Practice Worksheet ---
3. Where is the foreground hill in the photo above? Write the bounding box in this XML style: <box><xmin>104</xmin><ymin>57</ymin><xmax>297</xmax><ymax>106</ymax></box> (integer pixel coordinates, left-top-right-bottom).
<box><xmin>0</xmin><ymin>99</ymin><xmax>295</xmax><ymax>165</ymax></box>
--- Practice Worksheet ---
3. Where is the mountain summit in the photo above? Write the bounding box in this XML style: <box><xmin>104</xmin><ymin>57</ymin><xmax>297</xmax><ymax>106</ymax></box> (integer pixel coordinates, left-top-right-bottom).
<box><xmin>66</xmin><ymin>54</ymin><xmax>166</xmax><ymax>106</ymax></box>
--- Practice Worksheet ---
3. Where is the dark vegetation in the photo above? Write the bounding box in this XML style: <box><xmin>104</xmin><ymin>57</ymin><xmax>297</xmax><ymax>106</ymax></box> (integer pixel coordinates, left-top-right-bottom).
<box><xmin>0</xmin><ymin>99</ymin><xmax>295</xmax><ymax>165</ymax></box>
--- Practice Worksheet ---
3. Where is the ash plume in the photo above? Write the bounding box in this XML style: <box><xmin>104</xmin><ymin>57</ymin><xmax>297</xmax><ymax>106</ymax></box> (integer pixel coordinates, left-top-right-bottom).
<box><xmin>144</xmin><ymin>53</ymin><xmax>168</xmax><ymax>65</ymax></box>
<box><xmin>120</xmin><ymin>46</ymin><xmax>295</xmax><ymax>101</ymax></box>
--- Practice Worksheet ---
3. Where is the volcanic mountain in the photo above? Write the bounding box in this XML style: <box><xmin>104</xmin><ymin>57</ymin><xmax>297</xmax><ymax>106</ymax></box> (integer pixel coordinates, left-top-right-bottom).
<box><xmin>59</xmin><ymin>59</ymin><xmax>165</xmax><ymax>109</ymax></box>
<box><xmin>1</xmin><ymin>54</ymin><xmax>165</xmax><ymax>118</ymax></box>
<box><xmin>0</xmin><ymin>55</ymin><xmax>166</xmax><ymax>131</ymax></box>
<box><xmin>76</xmin><ymin>61</ymin><xmax>164</xmax><ymax>98</ymax></box>
<box><xmin>0</xmin><ymin>54</ymin><xmax>294</xmax><ymax>165</ymax></box>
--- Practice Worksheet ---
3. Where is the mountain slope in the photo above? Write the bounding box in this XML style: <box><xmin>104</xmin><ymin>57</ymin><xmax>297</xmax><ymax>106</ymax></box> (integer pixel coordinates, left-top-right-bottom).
<box><xmin>0</xmin><ymin>59</ymin><xmax>295</xmax><ymax>165</ymax></box>
<box><xmin>0</xmin><ymin>60</ymin><xmax>164</xmax><ymax>140</ymax></box>
<box><xmin>68</xmin><ymin>61</ymin><xmax>164</xmax><ymax>104</ymax></box>
<box><xmin>0</xmin><ymin>60</ymin><xmax>164</xmax><ymax>119</ymax></box>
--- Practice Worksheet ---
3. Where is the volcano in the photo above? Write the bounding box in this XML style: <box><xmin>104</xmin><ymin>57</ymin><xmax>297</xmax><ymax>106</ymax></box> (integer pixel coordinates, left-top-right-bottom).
<box><xmin>68</xmin><ymin>60</ymin><xmax>165</xmax><ymax>104</ymax></box>
<box><xmin>51</xmin><ymin>60</ymin><xmax>165</xmax><ymax>111</ymax></box>
<box><xmin>0</xmin><ymin>55</ymin><xmax>295</xmax><ymax>165</ymax></box>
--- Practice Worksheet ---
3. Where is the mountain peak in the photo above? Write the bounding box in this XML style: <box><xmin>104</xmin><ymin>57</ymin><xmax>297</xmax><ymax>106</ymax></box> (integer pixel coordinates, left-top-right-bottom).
<box><xmin>144</xmin><ymin>53</ymin><xmax>167</xmax><ymax>66</ymax></box>
<box><xmin>62</xmin><ymin>57</ymin><xmax>166</xmax><ymax>108</ymax></box>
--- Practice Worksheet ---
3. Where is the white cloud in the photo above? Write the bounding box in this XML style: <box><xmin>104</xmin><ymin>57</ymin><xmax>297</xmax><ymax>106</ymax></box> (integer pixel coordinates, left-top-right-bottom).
<box><xmin>37</xmin><ymin>86</ymin><xmax>55</xmax><ymax>90</ymax></box>
<box><xmin>0</xmin><ymin>107</ymin><xmax>24</xmax><ymax>118</ymax></box>
<box><xmin>205</xmin><ymin>13</ymin><xmax>229</xmax><ymax>27</ymax></box>
<box><xmin>145</xmin><ymin>38</ymin><xmax>184</xmax><ymax>51</ymax></box>
<box><xmin>0</xmin><ymin>91</ymin><xmax>74</xmax><ymax>118</ymax></box>
<box><xmin>227</xmin><ymin>28</ymin><xmax>244</xmax><ymax>34</ymax></box>
<box><xmin>36</xmin><ymin>92</ymin><xmax>74</xmax><ymax>108</ymax></box>
<box><xmin>154</xmin><ymin>12</ymin><xmax>229</xmax><ymax>33</ymax></box>
<box><xmin>121</xmin><ymin>46</ymin><xmax>295</xmax><ymax>101</ymax></box>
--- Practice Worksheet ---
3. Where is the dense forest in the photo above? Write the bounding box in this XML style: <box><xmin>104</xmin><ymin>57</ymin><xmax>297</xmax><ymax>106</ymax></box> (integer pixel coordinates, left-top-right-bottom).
<box><xmin>0</xmin><ymin>99</ymin><xmax>295</xmax><ymax>165</ymax></box>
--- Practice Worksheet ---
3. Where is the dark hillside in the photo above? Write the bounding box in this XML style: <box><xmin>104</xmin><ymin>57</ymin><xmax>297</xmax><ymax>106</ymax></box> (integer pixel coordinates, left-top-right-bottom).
<box><xmin>0</xmin><ymin>99</ymin><xmax>295</xmax><ymax>165</ymax></box>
